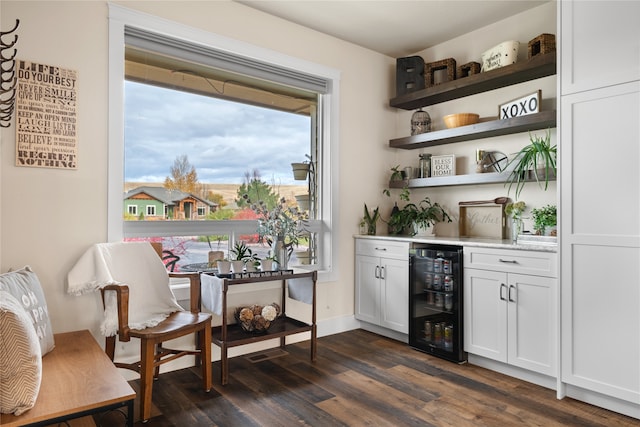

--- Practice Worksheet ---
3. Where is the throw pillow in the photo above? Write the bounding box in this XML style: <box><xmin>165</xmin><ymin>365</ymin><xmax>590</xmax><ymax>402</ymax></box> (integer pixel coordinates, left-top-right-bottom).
<box><xmin>0</xmin><ymin>290</ymin><xmax>42</xmax><ymax>415</ymax></box>
<box><xmin>0</xmin><ymin>266</ymin><xmax>55</xmax><ymax>355</ymax></box>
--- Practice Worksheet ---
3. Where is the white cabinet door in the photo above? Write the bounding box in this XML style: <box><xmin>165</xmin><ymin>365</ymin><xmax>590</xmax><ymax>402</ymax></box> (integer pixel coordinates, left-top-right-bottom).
<box><xmin>355</xmin><ymin>254</ymin><xmax>380</xmax><ymax>325</ymax></box>
<box><xmin>560</xmin><ymin>0</ymin><xmax>640</xmax><ymax>94</ymax></box>
<box><xmin>560</xmin><ymin>81</ymin><xmax>640</xmax><ymax>404</ymax></box>
<box><xmin>508</xmin><ymin>273</ymin><xmax>556</xmax><ymax>376</ymax></box>
<box><xmin>380</xmin><ymin>257</ymin><xmax>409</xmax><ymax>333</ymax></box>
<box><xmin>464</xmin><ymin>268</ymin><xmax>507</xmax><ymax>363</ymax></box>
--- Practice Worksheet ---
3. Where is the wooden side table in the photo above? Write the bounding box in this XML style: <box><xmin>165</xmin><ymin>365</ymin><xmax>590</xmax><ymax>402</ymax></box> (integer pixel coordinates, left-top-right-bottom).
<box><xmin>207</xmin><ymin>270</ymin><xmax>317</xmax><ymax>385</ymax></box>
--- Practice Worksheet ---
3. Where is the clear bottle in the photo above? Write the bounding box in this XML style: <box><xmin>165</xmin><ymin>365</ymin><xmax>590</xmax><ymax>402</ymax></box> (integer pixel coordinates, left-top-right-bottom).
<box><xmin>444</xmin><ymin>325</ymin><xmax>453</xmax><ymax>350</ymax></box>
<box><xmin>419</xmin><ymin>153</ymin><xmax>432</xmax><ymax>178</ymax></box>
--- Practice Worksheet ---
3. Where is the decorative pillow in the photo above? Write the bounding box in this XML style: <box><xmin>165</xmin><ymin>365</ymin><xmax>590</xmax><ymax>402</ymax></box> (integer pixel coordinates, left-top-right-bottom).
<box><xmin>0</xmin><ymin>290</ymin><xmax>42</xmax><ymax>415</ymax></box>
<box><xmin>0</xmin><ymin>266</ymin><xmax>55</xmax><ymax>355</ymax></box>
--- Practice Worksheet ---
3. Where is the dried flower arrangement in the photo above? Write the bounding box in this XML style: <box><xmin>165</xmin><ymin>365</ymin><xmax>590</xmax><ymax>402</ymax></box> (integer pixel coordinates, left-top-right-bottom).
<box><xmin>234</xmin><ymin>302</ymin><xmax>281</xmax><ymax>333</ymax></box>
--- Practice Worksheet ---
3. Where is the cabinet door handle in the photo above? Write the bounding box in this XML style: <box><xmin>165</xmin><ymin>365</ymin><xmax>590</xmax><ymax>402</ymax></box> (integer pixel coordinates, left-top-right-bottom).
<box><xmin>498</xmin><ymin>258</ymin><xmax>518</xmax><ymax>264</ymax></box>
<box><xmin>374</xmin><ymin>247</ymin><xmax>387</xmax><ymax>252</ymax></box>
<box><xmin>499</xmin><ymin>283</ymin><xmax>507</xmax><ymax>301</ymax></box>
<box><xmin>380</xmin><ymin>266</ymin><xmax>386</xmax><ymax>280</ymax></box>
<box><xmin>375</xmin><ymin>265</ymin><xmax>380</xmax><ymax>279</ymax></box>
<box><xmin>508</xmin><ymin>285</ymin><xmax>517</xmax><ymax>302</ymax></box>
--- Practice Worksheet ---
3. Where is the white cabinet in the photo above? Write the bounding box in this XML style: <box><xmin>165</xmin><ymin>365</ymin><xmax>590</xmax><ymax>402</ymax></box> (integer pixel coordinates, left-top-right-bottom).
<box><xmin>560</xmin><ymin>0</ymin><xmax>640</xmax><ymax>95</ymax></box>
<box><xmin>464</xmin><ymin>247</ymin><xmax>557</xmax><ymax>377</ymax></box>
<box><xmin>355</xmin><ymin>238</ymin><xmax>409</xmax><ymax>334</ymax></box>
<box><xmin>560</xmin><ymin>0</ymin><xmax>640</xmax><ymax>413</ymax></box>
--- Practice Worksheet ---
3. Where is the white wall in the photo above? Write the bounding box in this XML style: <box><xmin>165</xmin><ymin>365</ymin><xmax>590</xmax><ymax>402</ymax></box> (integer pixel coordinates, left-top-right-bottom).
<box><xmin>0</xmin><ymin>0</ymin><xmax>556</xmax><ymax>350</ymax></box>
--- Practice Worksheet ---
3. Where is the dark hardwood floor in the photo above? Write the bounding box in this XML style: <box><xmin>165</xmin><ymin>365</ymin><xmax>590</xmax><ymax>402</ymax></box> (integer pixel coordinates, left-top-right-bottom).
<box><xmin>97</xmin><ymin>329</ymin><xmax>638</xmax><ymax>427</ymax></box>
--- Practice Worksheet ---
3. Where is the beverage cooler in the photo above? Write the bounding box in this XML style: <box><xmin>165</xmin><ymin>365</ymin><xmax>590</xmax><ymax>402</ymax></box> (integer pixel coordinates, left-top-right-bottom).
<box><xmin>409</xmin><ymin>244</ymin><xmax>466</xmax><ymax>363</ymax></box>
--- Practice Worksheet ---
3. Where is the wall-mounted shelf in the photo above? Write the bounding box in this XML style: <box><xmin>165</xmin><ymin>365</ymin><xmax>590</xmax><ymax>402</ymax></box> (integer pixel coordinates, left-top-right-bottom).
<box><xmin>389</xmin><ymin>171</ymin><xmax>556</xmax><ymax>189</ymax></box>
<box><xmin>389</xmin><ymin>110</ymin><xmax>556</xmax><ymax>150</ymax></box>
<box><xmin>390</xmin><ymin>51</ymin><xmax>556</xmax><ymax>110</ymax></box>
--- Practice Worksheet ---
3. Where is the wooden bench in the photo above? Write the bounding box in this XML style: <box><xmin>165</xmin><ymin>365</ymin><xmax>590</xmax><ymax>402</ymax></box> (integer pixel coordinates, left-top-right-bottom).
<box><xmin>0</xmin><ymin>330</ymin><xmax>136</xmax><ymax>427</ymax></box>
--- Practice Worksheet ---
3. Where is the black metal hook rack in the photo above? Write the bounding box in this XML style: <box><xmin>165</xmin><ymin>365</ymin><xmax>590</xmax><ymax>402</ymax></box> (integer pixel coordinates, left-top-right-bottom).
<box><xmin>1</xmin><ymin>19</ymin><xmax>20</xmax><ymax>128</ymax></box>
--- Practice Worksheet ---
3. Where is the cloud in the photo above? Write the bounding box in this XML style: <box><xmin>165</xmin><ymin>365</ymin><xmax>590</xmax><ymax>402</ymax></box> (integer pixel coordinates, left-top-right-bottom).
<box><xmin>124</xmin><ymin>82</ymin><xmax>309</xmax><ymax>184</ymax></box>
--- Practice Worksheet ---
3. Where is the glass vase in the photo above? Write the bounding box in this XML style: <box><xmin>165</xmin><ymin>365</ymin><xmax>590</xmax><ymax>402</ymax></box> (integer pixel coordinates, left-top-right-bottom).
<box><xmin>271</xmin><ymin>237</ymin><xmax>289</xmax><ymax>270</ymax></box>
<box><xmin>511</xmin><ymin>218</ymin><xmax>523</xmax><ymax>242</ymax></box>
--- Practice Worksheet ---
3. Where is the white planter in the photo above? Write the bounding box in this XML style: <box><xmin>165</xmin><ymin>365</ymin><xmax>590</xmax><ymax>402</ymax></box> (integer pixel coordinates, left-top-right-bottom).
<box><xmin>260</xmin><ymin>259</ymin><xmax>274</xmax><ymax>271</ymax></box>
<box><xmin>414</xmin><ymin>223</ymin><xmax>435</xmax><ymax>237</ymax></box>
<box><xmin>291</xmin><ymin>163</ymin><xmax>310</xmax><ymax>180</ymax></box>
<box><xmin>231</xmin><ymin>260</ymin><xmax>244</xmax><ymax>273</ymax></box>
<box><xmin>217</xmin><ymin>260</ymin><xmax>231</xmax><ymax>274</ymax></box>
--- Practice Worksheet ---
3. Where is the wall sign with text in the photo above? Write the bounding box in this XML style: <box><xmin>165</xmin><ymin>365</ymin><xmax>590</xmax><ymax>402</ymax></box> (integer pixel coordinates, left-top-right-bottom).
<box><xmin>15</xmin><ymin>60</ymin><xmax>78</xmax><ymax>170</ymax></box>
<box><xmin>499</xmin><ymin>90</ymin><xmax>541</xmax><ymax>120</ymax></box>
<box><xmin>431</xmin><ymin>154</ymin><xmax>456</xmax><ymax>177</ymax></box>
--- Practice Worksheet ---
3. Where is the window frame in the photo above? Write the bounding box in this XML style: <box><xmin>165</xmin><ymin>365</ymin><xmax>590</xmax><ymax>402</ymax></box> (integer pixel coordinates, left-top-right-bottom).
<box><xmin>107</xmin><ymin>4</ymin><xmax>340</xmax><ymax>281</ymax></box>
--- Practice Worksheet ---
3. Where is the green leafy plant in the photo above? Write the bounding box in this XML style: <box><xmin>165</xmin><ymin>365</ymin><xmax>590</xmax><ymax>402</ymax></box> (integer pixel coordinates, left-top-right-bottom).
<box><xmin>230</xmin><ymin>240</ymin><xmax>257</xmax><ymax>262</ymax></box>
<box><xmin>505</xmin><ymin>130</ymin><xmax>556</xmax><ymax>199</ymax></box>
<box><xmin>531</xmin><ymin>204</ymin><xmax>557</xmax><ymax>235</ymax></box>
<box><xmin>363</xmin><ymin>204</ymin><xmax>380</xmax><ymax>235</ymax></box>
<box><xmin>387</xmin><ymin>197</ymin><xmax>452</xmax><ymax>236</ymax></box>
<box><xmin>505</xmin><ymin>201</ymin><xmax>527</xmax><ymax>221</ymax></box>
<box><xmin>390</xmin><ymin>165</ymin><xmax>404</xmax><ymax>181</ymax></box>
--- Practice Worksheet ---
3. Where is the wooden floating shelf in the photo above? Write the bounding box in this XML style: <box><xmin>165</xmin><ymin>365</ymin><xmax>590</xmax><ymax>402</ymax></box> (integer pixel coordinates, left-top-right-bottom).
<box><xmin>388</xmin><ymin>171</ymin><xmax>556</xmax><ymax>189</ymax></box>
<box><xmin>390</xmin><ymin>51</ymin><xmax>556</xmax><ymax>110</ymax></box>
<box><xmin>389</xmin><ymin>110</ymin><xmax>556</xmax><ymax>150</ymax></box>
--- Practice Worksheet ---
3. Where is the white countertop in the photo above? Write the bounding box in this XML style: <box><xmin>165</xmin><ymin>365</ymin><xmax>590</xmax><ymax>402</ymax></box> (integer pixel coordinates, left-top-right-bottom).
<box><xmin>354</xmin><ymin>234</ymin><xmax>558</xmax><ymax>253</ymax></box>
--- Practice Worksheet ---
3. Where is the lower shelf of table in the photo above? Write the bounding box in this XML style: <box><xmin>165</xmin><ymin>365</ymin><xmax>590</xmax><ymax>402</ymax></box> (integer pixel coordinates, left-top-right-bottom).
<box><xmin>212</xmin><ymin>316</ymin><xmax>313</xmax><ymax>348</ymax></box>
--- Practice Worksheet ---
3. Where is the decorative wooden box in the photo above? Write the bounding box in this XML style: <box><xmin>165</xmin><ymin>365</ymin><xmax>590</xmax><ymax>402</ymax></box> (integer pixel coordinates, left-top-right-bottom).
<box><xmin>528</xmin><ymin>33</ymin><xmax>556</xmax><ymax>59</ymax></box>
<box><xmin>425</xmin><ymin>58</ymin><xmax>456</xmax><ymax>87</ymax></box>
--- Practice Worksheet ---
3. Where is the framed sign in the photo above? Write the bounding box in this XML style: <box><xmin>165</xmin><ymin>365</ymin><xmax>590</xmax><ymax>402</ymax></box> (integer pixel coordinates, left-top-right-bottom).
<box><xmin>15</xmin><ymin>60</ymin><xmax>78</xmax><ymax>169</ymax></box>
<box><xmin>431</xmin><ymin>154</ymin><xmax>456</xmax><ymax>177</ymax></box>
<box><xmin>499</xmin><ymin>90</ymin><xmax>541</xmax><ymax>120</ymax></box>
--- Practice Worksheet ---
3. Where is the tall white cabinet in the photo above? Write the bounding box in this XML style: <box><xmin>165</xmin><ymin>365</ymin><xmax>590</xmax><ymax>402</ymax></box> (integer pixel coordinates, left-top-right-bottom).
<box><xmin>559</xmin><ymin>0</ymin><xmax>640</xmax><ymax>417</ymax></box>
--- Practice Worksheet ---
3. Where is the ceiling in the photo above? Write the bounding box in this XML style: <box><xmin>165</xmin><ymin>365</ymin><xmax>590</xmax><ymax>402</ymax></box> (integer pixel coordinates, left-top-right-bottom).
<box><xmin>236</xmin><ymin>0</ymin><xmax>550</xmax><ymax>58</ymax></box>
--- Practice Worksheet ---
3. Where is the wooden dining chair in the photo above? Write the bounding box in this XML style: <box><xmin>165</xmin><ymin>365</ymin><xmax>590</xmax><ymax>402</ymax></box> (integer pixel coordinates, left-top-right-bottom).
<box><xmin>100</xmin><ymin>242</ymin><xmax>212</xmax><ymax>422</ymax></box>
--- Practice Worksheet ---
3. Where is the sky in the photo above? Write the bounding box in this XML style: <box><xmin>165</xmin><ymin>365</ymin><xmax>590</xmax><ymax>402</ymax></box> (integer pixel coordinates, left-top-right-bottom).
<box><xmin>124</xmin><ymin>81</ymin><xmax>310</xmax><ymax>186</ymax></box>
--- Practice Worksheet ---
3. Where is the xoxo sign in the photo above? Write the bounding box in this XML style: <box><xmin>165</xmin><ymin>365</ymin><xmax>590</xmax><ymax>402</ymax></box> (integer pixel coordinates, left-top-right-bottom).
<box><xmin>499</xmin><ymin>90</ymin><xmax>541</xmax><ymax>120</ymax></box>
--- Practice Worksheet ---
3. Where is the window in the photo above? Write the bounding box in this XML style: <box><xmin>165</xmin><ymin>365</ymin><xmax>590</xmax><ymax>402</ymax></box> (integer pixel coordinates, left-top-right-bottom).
<box><xmin>127</xmin><ymin>205</ymin><xmax>137</xmax><ymax>216</ymax></box>
<box><xmin>108</xmin><ymin>5</ymin><xmax>339</xmax><ymax>280</ymax></box>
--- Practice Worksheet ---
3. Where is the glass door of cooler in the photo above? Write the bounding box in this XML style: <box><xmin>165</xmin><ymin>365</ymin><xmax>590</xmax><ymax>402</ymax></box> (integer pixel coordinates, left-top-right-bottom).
<box><xmin>409</xmin><ymin>245</ymin><xmax>466</xmax><ymax>363</ymax></box>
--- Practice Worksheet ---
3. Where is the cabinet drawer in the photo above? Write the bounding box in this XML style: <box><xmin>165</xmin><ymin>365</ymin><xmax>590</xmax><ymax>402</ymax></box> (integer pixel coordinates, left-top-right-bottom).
<box><xmin>355</xmin><ymin>239</ymin><xmax>409</xmax><ymax>260</ymax></box>
<box><xmin>464</xmin><ymin>247</ymin><xmax>557</xmax><ymax>277</ymax></box>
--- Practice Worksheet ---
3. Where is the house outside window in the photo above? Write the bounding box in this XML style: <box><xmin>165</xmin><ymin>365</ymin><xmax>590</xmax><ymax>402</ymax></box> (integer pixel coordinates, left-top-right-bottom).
<box><xmin>146</xmin><ymin>205</ymin><xmax>156</xmax><ymax>216</ymax></box>
<box><xmin>127</xmin><ymin>205</ymin><xmax>137</xmax><ymax>216</ymax></box>
<box><xmin>108</xmin><ymin>5</ymin><xmax>339</xmax><ymax>280</ymax></box>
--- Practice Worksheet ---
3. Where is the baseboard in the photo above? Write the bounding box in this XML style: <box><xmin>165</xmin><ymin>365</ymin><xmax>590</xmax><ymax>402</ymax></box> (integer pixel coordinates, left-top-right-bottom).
<box><xmin>467</xmin><ymin>354</ymin><xmax>556</xmax><ymax>390</ymax></box>
<box><xmin>357</xmin><ymin>322</ymin><xmax>409</xmax><ymax>343</ymax></box>
<box><xmin>563</xmin><ymin>383</ymin><xmax>640</xmax><ymax>420</ymax></box>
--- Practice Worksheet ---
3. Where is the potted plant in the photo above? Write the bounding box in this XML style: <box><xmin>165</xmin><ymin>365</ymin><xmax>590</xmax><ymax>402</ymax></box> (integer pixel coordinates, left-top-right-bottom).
<box><xmin>362</xmin><ymin>204</ymin><xmax>380</xmax><ymax>235</ymax></box>
<box><xmin>260</xmin><ymin>254</ymin><xmax>276</xmax><ymax>272</ymax></box>
<box><xmin>531</xmin><ymin>204</ymin><xmax>557</xmax><ymax>236</ymax></box>
<box><xmin>505</xmin><ymin>201</ymin><xmax>527</xmax><ymax>241</ymax></box>
<box><xmin>291</xmin><ymin>162</ymin><xmax>310</xmax><ymax>180</ymax></box>
<box><xmin>387</xmin><ymin>197</ymin><xmax>452</xmax><ymax>236</ymax></box>
<box><xmin>389</xmin><ymin>165</ymin><xmax>404</xmax><ymax>181</ymax></box>
<box><xmin>505</xmin><ymin>129</ymin><xmax>556</xmax><ymax>199</ymax></box>
<box><xmin>217</xmin><ymin>258</ymin><xmax>231</xmax><ymax>274</ymax></box>
<box><xmin>291</xmin><ymin>154</ymin><xmax>313</xmax><ymax>180</ymax></box>
<box><xmin>230</xmin><ymin>240</ymin><xmax>256</xmax><ymax>272</ymax></box>
<box><xmin>411</xmin><ymin>197</ymin><xmax>452</xmax><ymax>236</ymax></box>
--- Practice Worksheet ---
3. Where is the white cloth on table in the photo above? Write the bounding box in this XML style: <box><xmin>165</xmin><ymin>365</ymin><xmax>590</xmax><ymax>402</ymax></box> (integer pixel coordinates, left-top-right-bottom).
<box><xmin>199</xmin><ymin>273</ymin><xmax>314</xmax><ymax>315</ymax></box>
<box><xmin>67</xmin><ymin>242</ymin><xmax>183</xmax><ymax>336</ymax></box>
